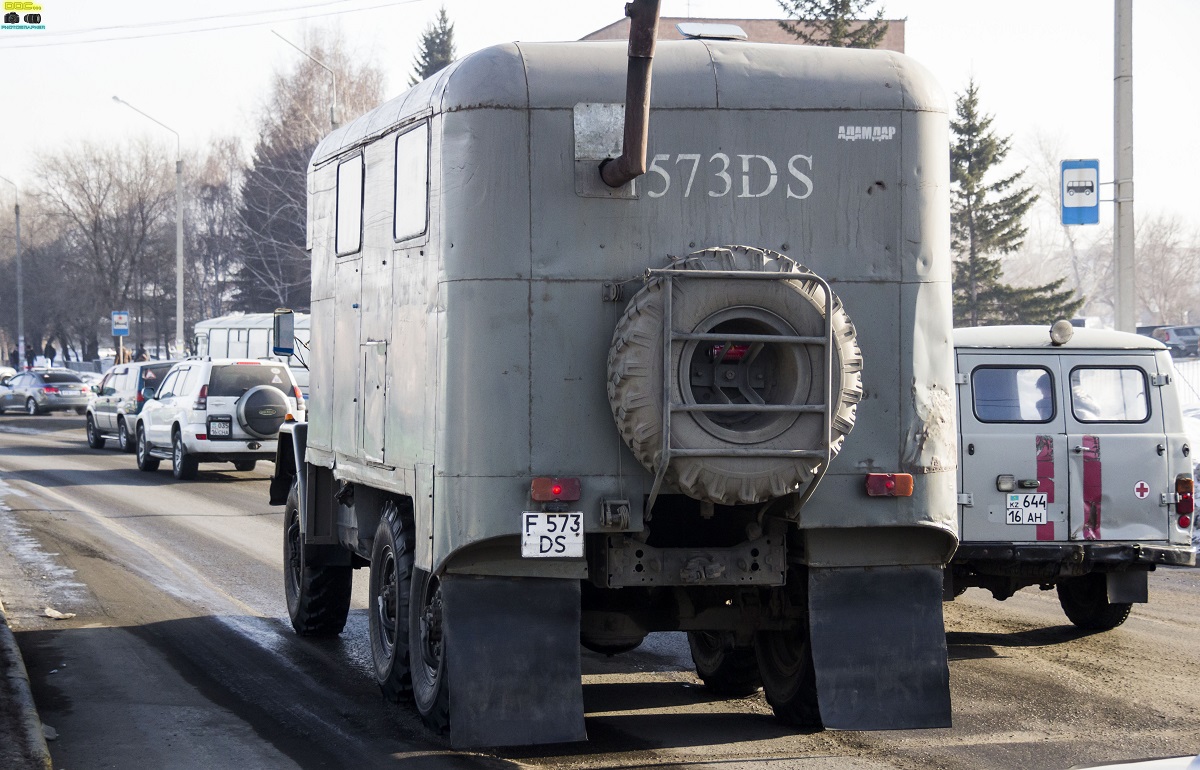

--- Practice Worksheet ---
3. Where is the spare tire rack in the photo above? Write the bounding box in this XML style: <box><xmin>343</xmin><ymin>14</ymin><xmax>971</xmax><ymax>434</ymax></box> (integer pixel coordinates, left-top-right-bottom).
<box><xmin>643</xmin><ymin>266</ymin><xmax>835</xmax><ymax>515</ymax></box>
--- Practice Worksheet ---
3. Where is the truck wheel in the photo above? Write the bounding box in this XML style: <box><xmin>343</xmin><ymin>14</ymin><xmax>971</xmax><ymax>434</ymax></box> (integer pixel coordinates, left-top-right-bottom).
<box><xmin>410</xmin><ymin>566</ymin><xmax>450</xmax><ymax>734</ymax></box>
<box><xmin>687</xmin><ymin>631</ymin><xmax>762</xmax><ymax>696</ymax></box>
<box><xmin>86</xmin><ymin>414</ymin><xmax>106</xmax><ymax>449</ymax></box>
<box><xmin>755</xmin><ymin>625</ymin><xmax>822</xmax><ymax>727</ymax></box>
<box><xmin>284</xmin><ymin>482</ymin><xmax>352</xmax><ymax>636</ymax></box>
<box><xmin>172</xmin><ymin>429</ymin><xmax>199</xmax><ymax>481</ymax></box>
<box><xmin>607</xmin><ymin>246</ymin><xmax>862</xmax><ymax>505</ymax></box>
<box><xmin>1056</xmin><ymin>574</ymin><xmax>1132</xmax><ymax>630</ymax></box>
<box><xmin>369</xmin><ymin>501</ymin><xmax>414</xmax><ymax>701</ymax></box>
<box><xmin>136</xmin><ymin>425</ymin><xmax>160</xmax><ymax>472</ymax></box>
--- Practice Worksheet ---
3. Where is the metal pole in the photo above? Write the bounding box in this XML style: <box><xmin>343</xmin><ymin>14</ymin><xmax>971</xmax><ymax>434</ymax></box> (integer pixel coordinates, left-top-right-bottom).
<box><xmin>112</xmin><ymin>96</ymin><xmax>185</xmax><ymax>356</ymax></box>
<box><xmin>1114</xmin><ymin>0</ymin><xmax>1135</xmax><ymax>332</ymax></box>
<box><xmin>0</xmin><ymin>175</ymin><xmax>22</xmax><ymax>369</ymax></box>
<box><xmin>272</xmin><ymin>31</ymin><xmax>338</xmax><ymax>130</ymax></box>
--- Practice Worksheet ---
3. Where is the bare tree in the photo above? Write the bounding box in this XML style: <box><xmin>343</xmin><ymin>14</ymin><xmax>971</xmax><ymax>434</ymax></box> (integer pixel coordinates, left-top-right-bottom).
<box><xmin>233</xmin><ymin>28</ymin><xmax>383</xmax><ymax>312</ymax></box>
<box><xmin>189</xmin><ymin>137</ymin><xmax>243</xmax><ymax>322</ymax></box>
<box><xmin>1135</xmin><ymin>215</ymin><xmax>1200</xmax><ymax>325</ymax></box>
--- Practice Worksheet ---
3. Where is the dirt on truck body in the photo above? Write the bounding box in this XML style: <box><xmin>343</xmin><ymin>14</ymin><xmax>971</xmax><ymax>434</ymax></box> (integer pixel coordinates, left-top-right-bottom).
<box><xmin>269</xmin><ymin>2</ymin><xmax>958</xmax><ymax>748</ymax></box>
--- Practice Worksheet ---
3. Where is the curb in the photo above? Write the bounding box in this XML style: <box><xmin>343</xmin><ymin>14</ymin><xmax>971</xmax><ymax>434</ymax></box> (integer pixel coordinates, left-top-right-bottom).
<box><xmin>0</xmin><ymin>600</ymin><xmax>53</xmax><ymax>770</ymax></box>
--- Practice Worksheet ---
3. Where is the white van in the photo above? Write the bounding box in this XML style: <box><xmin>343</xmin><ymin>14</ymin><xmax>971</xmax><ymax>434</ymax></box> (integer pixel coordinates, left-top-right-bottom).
<box><xmin>950</xmin><ymin>323</ymin><xmax>1195</xmax><ymax>629</ymax></box>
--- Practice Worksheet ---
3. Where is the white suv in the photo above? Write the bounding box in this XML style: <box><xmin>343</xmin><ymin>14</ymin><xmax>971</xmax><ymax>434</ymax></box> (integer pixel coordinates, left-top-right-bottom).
<box><xmin>133</xmin><ymin>358</ymin><xmax>305</xmax><ymax>479</ymax></box>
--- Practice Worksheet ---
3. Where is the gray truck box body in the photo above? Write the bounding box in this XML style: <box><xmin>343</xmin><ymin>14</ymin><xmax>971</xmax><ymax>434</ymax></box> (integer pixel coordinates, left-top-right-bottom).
<box><xmin>285</xmin><ymin>38</ymin><xmax>958</xmax><ymax>745</ymax></box>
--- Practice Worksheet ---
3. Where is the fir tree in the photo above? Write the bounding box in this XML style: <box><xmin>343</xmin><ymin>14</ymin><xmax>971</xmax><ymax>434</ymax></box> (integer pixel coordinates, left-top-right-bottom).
<box><xmin>776</xmin><ymin>0</ymin><xmax>889</xmax><ymax>49</ymax></box>
<box><xmin>410</xmin><ymin>6</ymin><xmax>456</xmax><ymax>85</ymax></box>
<box><xmin>951</xmin><ymin>78</ymin><xmax>1082</xmax><ymax>326</ymax></box>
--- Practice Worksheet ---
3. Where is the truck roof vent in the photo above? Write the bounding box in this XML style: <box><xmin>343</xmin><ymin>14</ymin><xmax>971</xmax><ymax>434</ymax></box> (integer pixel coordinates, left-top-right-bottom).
<box><xmin>676</xmin><ymin>22</ymin><xmax>748</xmax><ymax>40</ymax></box>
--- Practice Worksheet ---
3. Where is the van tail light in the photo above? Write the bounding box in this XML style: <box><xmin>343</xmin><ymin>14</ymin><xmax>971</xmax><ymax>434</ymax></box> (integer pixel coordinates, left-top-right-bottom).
<box><xmin>531</xmin><ymin>477</ymin><xmax>581</xmax><ymax>502</ymax></box>
<box><xmin>865</xmin><ymin>473</ymin><xmax>914</xmax><ymax>497</ymax></box>
<box><xmin>194</xmin><ymin>384</ymin><xmax>208</xmax><ymax>411</ymax></box>
<box><xmin>1176</xmin><ymin>475</ymin><xmax>1194</xmax><ymax>517</ymax></box>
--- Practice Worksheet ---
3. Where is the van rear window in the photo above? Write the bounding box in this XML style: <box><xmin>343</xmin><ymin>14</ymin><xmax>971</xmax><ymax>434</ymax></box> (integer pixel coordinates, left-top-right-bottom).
<box><xmin>972</xmin><ymin>367</ymin><xmax>1054</xmax><ymax>423</ymax></box>
<box><xmin>208</xmin><ymin>365</ymin><xmax>289</xmax><ymax>397</ymax></box>
<box><xmin>1069</xmin><ymin>367</ymin><xmax>1148</xmax><ymax>422</ymax></box>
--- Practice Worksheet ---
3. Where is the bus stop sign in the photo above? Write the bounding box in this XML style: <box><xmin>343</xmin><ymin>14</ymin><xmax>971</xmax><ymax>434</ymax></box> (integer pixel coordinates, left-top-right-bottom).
<box><xmin>111</xmin><ymin>310</ymin><xmax>130</xmax><ymax>337</ymax></box>
<box><xmin>1061</xmin><ymin>159</ymin><xmax>1100</xmax><ymax>225</ymax></box>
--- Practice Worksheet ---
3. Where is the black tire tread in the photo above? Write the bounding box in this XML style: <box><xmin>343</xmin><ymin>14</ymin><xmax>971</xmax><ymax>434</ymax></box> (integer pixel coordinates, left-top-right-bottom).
<box><xmin>1057</xmin><ymin>574</ymin><xmax>1133</xmax><ymax>630</ymax></box>
<box><xmin>687</xmin><ymin>631</ymin><xmax>762</xmax><ymax>696</ymax></box>
<box><xmin>285</xmin><ymin>484</ymin><xmax>352</xmax><ymax>637</ymax></box>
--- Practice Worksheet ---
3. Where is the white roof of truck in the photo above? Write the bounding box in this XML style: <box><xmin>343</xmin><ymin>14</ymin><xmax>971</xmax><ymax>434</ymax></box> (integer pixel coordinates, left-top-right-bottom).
<box><xmin>954</xmin><ymin>325</ymin><xmax>1165</xmax><ymax>351</ymax></box>
<box><xmin>194</xmin><ymin>313</ymin><xmax>310</xmax><ymax>332</ymax></box>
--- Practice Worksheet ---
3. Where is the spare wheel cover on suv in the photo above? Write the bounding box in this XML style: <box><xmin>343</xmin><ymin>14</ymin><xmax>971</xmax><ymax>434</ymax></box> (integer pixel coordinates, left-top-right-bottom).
<box><xmin>606</xmin><ymin>245</ymin><xmax>863</xmax><ymax>505</ymax></box>
<box><xmin>237</xmin><ymin>384</ymin><xmax>289</xmax><ymax>439</ymax></box>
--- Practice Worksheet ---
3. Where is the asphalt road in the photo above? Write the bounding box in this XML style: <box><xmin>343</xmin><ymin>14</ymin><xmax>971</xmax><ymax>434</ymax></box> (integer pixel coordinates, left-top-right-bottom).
<box><xmin>1</xmin><ymin>413</ymin><xmax>1199</xmax><ymax>769</ymax></box>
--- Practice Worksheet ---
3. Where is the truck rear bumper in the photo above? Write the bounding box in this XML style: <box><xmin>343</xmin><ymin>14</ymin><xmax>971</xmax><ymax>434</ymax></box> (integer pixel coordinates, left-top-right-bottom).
<box><xmin>954</xmin><ymin>541</ymin><xmax>1196</xmax><ymax>571</ymax></box>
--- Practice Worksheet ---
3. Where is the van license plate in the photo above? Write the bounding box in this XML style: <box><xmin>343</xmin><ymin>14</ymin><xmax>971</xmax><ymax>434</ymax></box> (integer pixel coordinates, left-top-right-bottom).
<box><xmin>1006</xmin><ymin>493</ymin><xmax>1047</xmax><ymax>525</ymax></box>
<box><xmin>521</xmin><ymin>512</ymin><xmax>583</xmax><ymax>558</ymax></box>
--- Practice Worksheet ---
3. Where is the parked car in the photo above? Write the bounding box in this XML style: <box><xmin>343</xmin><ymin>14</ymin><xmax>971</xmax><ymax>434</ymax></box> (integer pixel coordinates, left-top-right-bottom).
<box><xmin>1136</xmin><ymin>325</ymin><xmax>1200</xmax><ymax>358</ymax></box>
<box><xmin>0</xmin><ymin>368</ymin><xmax>92</xmax><ymax>415</ymax></box>
<box><xmin>85</xmin><ymin>360</ymin><xmax>176</xmax><ymax>452</ymax></box>
<box><xmin>133</xmin><ymin>358</ymin><xmax>304</xmax><ymax>479</ymax></box>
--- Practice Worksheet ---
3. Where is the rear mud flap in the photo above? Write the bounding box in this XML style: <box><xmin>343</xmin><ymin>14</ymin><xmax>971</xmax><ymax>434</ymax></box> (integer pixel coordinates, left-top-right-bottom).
<box><xmin>442</xmin><ymin>575</ymin><xmax>586</xmax><ymax>748</ymax></box>
<box><xmin>808</xmin><ymin>565</ymin><xmax>951</xmax><ymax>729</ymax></box>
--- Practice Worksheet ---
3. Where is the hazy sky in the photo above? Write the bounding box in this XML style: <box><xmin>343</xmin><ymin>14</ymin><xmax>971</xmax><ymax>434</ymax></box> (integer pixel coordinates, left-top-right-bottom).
<box><xmin>0</xmin><ymin>0</ymin><xmax>1195</xmax><ymax>231</ymax></box>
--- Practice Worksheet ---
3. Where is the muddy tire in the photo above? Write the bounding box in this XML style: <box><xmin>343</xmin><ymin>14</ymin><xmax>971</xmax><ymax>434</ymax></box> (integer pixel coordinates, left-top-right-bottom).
<box><xmin>284</xmin><ymin>482</ymin><xmax>352</xmax><ymax>636</ymax></box>
<box><xmin>755</xmin><ymin>624</ymin><xmax>822</xmax><ymax>728</ymax></box>
<box><xmin>607</xmin><ymin>246</ymin><xmax>862</xmax><ymax>505</ymax></box>
<box><xmin>688</xmin><ymin>631</ymin><xmax>762</xmax><ymax>696</ymax></box>
<box><xmin>86</xmin><ymin>414</ymin><xmax>106</xmax><ymax>449</ymax></box>
<box><xmin>1057</xmin><ymin>573</ymin><xmax>1132</xmax><ymax>630</ymax></box>
<box><xmin>369</xmin><ymin>501</ymin><xmax>415</xmax><ymax>701</ymax></box>
<box><xmin>410</xmin><ymin>566</ymin><xmax>450</xmax><ymax>734</ymax></box>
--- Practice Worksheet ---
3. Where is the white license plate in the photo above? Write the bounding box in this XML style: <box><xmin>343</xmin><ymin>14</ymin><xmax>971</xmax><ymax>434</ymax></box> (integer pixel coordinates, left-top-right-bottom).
<box><xmin>521</xmin><ymin>512</ymin><xmax>583</xmax><ymax>558</ymax></box>
<box><xmin>1006</xmin><ymin>493</ymin><xmax>1048</xmax><ymax>525</ymax></box>
<box><xmin>209</xmin><ymin>421</ymin><xmax>231</xmax><ymax>437</ymax></box>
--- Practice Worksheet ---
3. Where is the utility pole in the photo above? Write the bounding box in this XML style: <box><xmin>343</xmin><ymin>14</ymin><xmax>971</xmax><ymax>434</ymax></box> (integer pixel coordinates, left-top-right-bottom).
<box><xmin>112</xmin><ymin>96</ymin><xmax>185</xmax><ymax>355</ymax></box>
<box><xmin>0</xmin><ymin>175</ymin><xmax>22</xmax><ymax>369</ymax></box>
<box><xmin>1113</xmin><ymin>0</ymin><xmax>1135</xmax><ymax>332</ymax></box>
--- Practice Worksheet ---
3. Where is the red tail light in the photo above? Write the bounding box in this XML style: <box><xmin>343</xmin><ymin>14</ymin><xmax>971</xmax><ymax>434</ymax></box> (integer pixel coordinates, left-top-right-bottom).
<box><xmin>293</xmin><ymin>385</ymin><xmax>304</xmax><ymax>402</ymax></box>
<box><xmin>136</xmin><ymin>390</ymin><xmax>145</xmax><ymax>404</ymax></box>
<box><xmin>194</xmin><ymin>384</ymin><xmax>208</xmax><ymax>411</ymax></box>
<box><xmin>42</xmin><ymin>386</ymin><xmax>59</xmax><ymax>394</ymax></box>
<box><xmin>1176</xmin><ymin>475</ymin><xmax>1194</xmax><ymax>516</ymax></box>
<box><xmin>711</xmin><ymin>343</ymin><xmax>751</xmax><ymax>362</ymax></box>
<box><xmin>531</xmin><ymin>477</ymin><xmax>581</xmax><ymax>502</ymax></box>
<box><xmin>865</xmin><ymin>473</ymin><xmax>914</xmax><ymax>497</ymax></box>
<box><xmin>1179</xmin><ymin>514</ymin><xmax>1192</xmax><ymax>530</ymax></box>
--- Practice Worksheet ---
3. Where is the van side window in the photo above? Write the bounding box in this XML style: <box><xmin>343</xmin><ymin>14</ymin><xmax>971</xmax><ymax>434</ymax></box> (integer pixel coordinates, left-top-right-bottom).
<box><xmin>972</xmin><ymin>367</ymin><xmax>1054</xmax><ymax>423</ymax></box>
<box><xmin>336</xmin><ymin>154</ymin><xmax>364</xmax><ymax>255</ymax></box>
<box><xmin>1069</xmin><ymin>367</ymin><xmax>1148</xmax><ymax>423</ymax></box>
<box><xmin>394</xmin><ymin>122</ymin><xmax>429</xmax><ymax>242</ymax></box>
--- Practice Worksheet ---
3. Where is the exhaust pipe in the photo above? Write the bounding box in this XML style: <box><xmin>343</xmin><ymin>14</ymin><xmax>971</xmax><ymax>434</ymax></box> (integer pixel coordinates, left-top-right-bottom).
<box><xmin>600</xmin><ymin>0</ymin><xmax>662</xmax><ymax>188</ymax></box>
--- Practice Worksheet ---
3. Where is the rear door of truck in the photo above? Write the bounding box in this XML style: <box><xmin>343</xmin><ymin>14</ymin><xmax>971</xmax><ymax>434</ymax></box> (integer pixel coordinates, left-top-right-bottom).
<box><xmin>1063</xmin><ymin>355</ymin><xmax>1170</xmax><ymax>542</ymax></box>
<box><xmin>958</xmin><ymin>355</ymin><xmax>1069</xmax><ymax>542</ymax></box>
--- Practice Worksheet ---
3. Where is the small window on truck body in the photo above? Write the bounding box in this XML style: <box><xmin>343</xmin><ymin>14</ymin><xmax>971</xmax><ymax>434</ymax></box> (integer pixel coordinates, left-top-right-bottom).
<box><xmin>394</xmin><ymin>122</ymin><xmax>429</xmax><ymax>242</ymax></box>
<box><xmin>1069</xmin><ymin>367</ymin><xmax>1149</xmax><ymax>423</ymax></box>
<box><xmin>335</xmin><ymin>154</ymin><xmax>364</xmax><ymax>256</ymax></box>
<box><xmin>972</xmin><ymin>366</ymin><xmax>1055</xmax><ymax>423</ymax></box>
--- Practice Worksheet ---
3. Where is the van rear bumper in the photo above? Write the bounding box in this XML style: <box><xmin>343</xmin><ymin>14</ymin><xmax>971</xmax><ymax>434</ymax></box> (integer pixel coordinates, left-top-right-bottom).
<box><xmin>954</xmin><ymin>541</ymin><xmax>1196</xmax><ymax>572</ymax></box>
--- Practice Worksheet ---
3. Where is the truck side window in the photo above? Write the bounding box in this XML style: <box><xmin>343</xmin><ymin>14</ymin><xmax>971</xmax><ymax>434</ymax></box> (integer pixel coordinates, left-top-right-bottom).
<box><xmin>1069</xmin><ymin>367</ymin><xmax>1148</xmax><ymax>423</ymax></box>
<box><xmin>972</xmin><ymin>367</ymin><xmax>1054</xmax><ymax>423</ymax></box>
<box><xmin>394</xmin><ymin>122</ymin><xmax>429</xmax><ymax>242</ymax></box>
<box><xmin>336</xmin><ymin>154</ymin><xmax>364</xmax><ymax>256</ymax></box>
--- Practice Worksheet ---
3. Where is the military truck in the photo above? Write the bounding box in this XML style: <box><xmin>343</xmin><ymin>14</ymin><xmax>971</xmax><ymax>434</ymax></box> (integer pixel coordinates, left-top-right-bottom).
<box><xmin>949</xmin><ymin>322</ymin><xmax>1196</xmax><ymax>627</ymax></box>
<box><xmin>269</xmin><ymin>1</ymin><xmax>959</xmax><ymax>747</ymax></box>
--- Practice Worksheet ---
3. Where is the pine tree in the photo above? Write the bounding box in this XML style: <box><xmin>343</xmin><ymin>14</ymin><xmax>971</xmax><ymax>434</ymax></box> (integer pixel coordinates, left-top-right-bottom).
<box><xmin>410</xmin><ymin>6</ymin><xmax>456</xmax><ymax>85</ymax></box>
<box><xmin>776</xmin><ymin>0</ymin><xmax>889</xmax><ymax>48</ymax></box>
<box><xmin>951</xmin><ymin>78</ymin><xmax>1082</xmax><ymax>327</ymax></box>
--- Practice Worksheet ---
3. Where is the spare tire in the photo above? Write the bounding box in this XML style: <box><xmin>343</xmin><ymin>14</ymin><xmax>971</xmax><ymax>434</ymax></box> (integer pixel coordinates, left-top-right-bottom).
<box><xmin>607</xmin><ymin>246</ymin><xmax>862</xmax><ymax>505</ymax></box>
<box><xmin>237</xmin><ymin>384</ymin><xmax>289</xmax><ymax>439</ymax></box>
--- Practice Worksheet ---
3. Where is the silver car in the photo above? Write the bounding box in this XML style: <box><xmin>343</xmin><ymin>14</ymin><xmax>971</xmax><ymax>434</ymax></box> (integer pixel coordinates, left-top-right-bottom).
<box><xmin>0</xmin><ymin>368</ymin><xmax>92</xmax><ymax>415</ymax></box>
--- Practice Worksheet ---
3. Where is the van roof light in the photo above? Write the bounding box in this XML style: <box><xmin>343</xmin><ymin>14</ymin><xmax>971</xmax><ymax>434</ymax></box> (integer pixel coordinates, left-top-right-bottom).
<box><xmin>1050</xmin><ymin>320</ymin><xmax>1074</xmax><ymax>346</ymax></box>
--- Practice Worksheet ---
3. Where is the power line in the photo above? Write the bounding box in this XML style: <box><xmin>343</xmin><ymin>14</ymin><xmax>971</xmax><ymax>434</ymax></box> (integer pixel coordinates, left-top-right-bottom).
<box><xmin>0</xmin><ymin>0</ymin><xmax>425</xmax><ymax>49</ymax></box>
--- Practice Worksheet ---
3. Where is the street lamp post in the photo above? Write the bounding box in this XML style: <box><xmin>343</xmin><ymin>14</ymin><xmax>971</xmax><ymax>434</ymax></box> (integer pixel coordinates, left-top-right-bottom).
<box><xmin>0</xmin><ymin>175</ymin><xmax>22</xmax><ymax>369</ymax></box>
<box><xmin>112</xmin><ymin>96</ymin><xmax>185</xmax><ymax>356</ymax></box>
<box><xmin>272</xmin><ymin>31</ymin><xmax>338</xmax><ymax>130</ymax></box>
